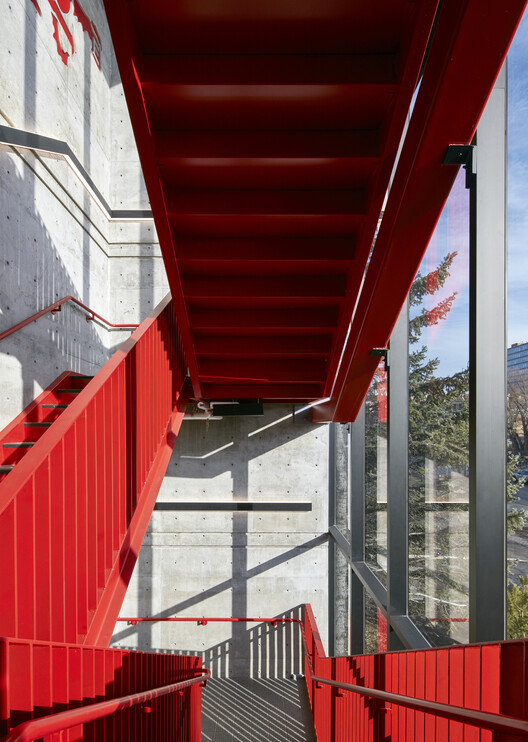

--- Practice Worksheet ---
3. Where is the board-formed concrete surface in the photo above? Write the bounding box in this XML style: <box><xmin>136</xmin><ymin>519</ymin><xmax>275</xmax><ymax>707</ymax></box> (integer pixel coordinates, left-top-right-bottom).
<box><xmin>111</xmin><ymin>406</ymin><xmax>330</xmax><ymax>672</ymax></box>
<box><xmin>0</xmin><ymin>0</ymin><xmax>167</xmax><ymax>431</ymax></box>
<box><xmin>201</xmin><ymin>677</ymin><xmax>317</xmax><ymax>742</ymax></box>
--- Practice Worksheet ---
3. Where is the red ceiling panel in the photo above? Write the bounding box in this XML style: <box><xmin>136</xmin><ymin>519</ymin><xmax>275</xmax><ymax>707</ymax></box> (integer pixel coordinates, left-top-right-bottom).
<box><xmin>104</xmin><ymin>0</ymin><xmax>526</xmax><ymax>416</ymax></box>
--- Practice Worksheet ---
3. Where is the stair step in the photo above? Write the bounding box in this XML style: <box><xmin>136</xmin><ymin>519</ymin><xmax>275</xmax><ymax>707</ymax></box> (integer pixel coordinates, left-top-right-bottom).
<box><xmin>24</xmin><ymin>422</ymin><xmax>52</xmax><ymax>427</ymax></box>
<box><xmin>41</xmin><ymin>404</ymin><xmax>68</xmax><ymax>409</ymax></box>
<box><xmin>0</xmin><ymin>465</ymin><xmax>15</xmax><ymax>472</ymax></box>
<box><xmin>57</xmin><ymin>389</ymin><xmax>81</xmax><ymax>394</ymax></box>
<box><xmin>3</xmin><ymin>442</ymin><xmax>35</xmax><ymax>448</ymax></box>
<box><xmin>75</xmin><ymin>375</ymin><xmax>94</xmax><ymax>379</ymax></box>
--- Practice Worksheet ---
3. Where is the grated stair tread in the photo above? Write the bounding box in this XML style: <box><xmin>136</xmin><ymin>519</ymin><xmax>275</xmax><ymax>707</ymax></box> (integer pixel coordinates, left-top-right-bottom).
<box><xmin>201</xmin><ymin>676</ymin><xmax>316</xmax><ymax>742</ymax></box>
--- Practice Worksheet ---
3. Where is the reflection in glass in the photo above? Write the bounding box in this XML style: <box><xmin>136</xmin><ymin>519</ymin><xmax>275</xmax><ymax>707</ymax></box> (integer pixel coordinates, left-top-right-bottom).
<box><xmin>506</xmin><ymin>10</ymin><xmax>528</xmax><ymax>639</ymax></box>
<box><xmin>408</xmin><ymin>169</ymin><xmax>470</xmax><ymax>645</ymax></box>
<box><xmin>364</xmin><ymin>590</ymin><xmax>387</xmax><ymax>654</ymax></box>
<box><xmin>365</xmin><ymin>361</ymin><xmax>388</xmax><ymax>586</ymax></box>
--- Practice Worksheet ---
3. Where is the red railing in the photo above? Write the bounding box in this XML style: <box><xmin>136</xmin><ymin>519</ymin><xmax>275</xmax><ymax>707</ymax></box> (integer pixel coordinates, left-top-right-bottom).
<box><xmin>117</xmin><ymin>612</ymin><xmax>528</xmax><ymax>740</ymax></box>
<box><xmin>0</xmin><ymin>636</ymin><xmax>204</xmax><ymax>742</ymax></box>
<box><xmin>0</xmin><ymin>296</ymin><xmax>139</xmax><ymax>343</ymax></box>
<box><xmin>303</xmin><ymin>604</ymin><xmax>528</xmax><ymax>741</ymax></box>
<box><xmin>0</xmin><ymin>294</ymin><xmax>188</xmax><ymax>647</ymax></box>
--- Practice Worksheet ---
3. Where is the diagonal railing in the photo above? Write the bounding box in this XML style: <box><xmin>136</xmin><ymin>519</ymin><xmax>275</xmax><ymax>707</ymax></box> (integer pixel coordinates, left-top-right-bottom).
<box><xmin>0</xmin><ymin>295</ymin><xmax>138</xmax><ymax>343</ymax></box>
<box><xmin>4</xmin><ymin>671</ymin><xmax>210</xmax><ymax>742</ymax></box>
<box><xmin>0</xmin><ymin>294</ymin><xmax>188</xmax><ymax>647</ymax></box>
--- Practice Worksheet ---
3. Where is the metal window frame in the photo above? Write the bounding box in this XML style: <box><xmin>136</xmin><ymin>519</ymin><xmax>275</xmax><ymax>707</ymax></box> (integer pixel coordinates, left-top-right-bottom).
<box><xmin>329</xmin><ymin>71</ymin><xmax>506</xmax><ymax>653</ymax></box>
<box><xmin>468</xmin><ymin>65</ymin><xmax>507</xmax><ymax>643</ymax></box>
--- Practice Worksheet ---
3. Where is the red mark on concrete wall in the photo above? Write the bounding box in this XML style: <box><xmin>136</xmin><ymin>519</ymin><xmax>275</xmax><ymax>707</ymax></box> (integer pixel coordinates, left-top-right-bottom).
<box><xmin>49</xmin><ymin>0</ymin><xmax>74</xmax><ymax>65</ymax></box>
<box><xmin>28</xmin><ymin>0</ymin><xmax>101</xmax><ymax>69</ymax></box>
<box><xmin>74</xmin><ymin>0</ymin><xmax>101</xmax><ymax>69</ymax></box>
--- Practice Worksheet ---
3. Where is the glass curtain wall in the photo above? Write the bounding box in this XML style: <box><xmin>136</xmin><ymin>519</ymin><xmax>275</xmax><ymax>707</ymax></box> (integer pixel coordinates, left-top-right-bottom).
<box><xmin>408</xmin><ymin>168</ymin><xmax>470</xmax><ymax>645</ymax></box>
<box><xmin>329</xmin><ymin>71</ymin><xmax>506</xmax><ymax>654</ymax></box>
<box><xmin>506</xmin><ymin>9</ymin><xmax>528</xmax><ymax>639</ymax></box>
<box><xmin>365</xmin><ymin>360</ymin><xmax>388</xmax><ymax>585</ymax></box>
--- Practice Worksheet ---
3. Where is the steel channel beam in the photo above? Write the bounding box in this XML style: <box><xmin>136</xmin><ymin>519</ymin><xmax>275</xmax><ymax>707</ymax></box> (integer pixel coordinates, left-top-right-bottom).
<box><xmin>387</xmin><ymin>300</ymin><xmax>409</xmax><ymax>649</ymax></box>
<box><xmin>469</xmin><ymin>67</ymin><xmax>507</xmax><ymax>642</ymax></box>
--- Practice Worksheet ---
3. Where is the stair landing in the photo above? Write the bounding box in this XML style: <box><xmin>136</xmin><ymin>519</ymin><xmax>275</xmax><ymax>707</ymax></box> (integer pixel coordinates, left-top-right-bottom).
<box><xmin>202</xmin><ymin>676</ymin><xmax>316</xmax><ymax>742</ymax></box>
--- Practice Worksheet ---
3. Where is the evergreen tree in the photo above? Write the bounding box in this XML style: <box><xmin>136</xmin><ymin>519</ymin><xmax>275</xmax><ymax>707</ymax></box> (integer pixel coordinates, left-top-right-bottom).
<box><xmin>408</xmin><ymin>252</ymin><xmax>470</xmax><ymax>644</ymax></box>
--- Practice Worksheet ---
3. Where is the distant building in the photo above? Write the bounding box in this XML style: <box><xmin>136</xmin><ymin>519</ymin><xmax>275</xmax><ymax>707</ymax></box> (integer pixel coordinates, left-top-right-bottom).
<box><xmin>508</xmin><ymin>342</ymin><xmax>528</xmax><ymax>371</ymax></box>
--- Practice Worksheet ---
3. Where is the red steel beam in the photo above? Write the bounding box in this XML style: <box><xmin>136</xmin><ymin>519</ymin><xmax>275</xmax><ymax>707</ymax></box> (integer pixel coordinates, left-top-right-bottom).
<box><xmin>190</xmin><ymin>307</ymin><xmax>339</xmax><ymax>331</ymax></box>
<box><xmin>176</xmin><ymin>237</ymin><xmax>355</xmax><ymax>262</ymax></box>
<box><xmin>182</xmin><ymin>275</ymin><xmax>347</xmax><ymax>299</ymax></box>
<box><xmin>201</xmin><ymin>383</ymin><xmax>323</xmax><ymax>400</ymax></box>
<box><xmin>155</xmin><ymin>130</ymin><xmax>382</xmax><ymax>159</ymax></box>
<box><xmin>315</xmin><ymin>0</ymin><xmax>528</xmax><ymax>422</ymax></box>
<box><xmin>195</xmin><ymin>335</ymin><xmax>333</xmax><ymax>357</ymax></box>
<box><xmin>164</xmin><ymin>188</ymin><xmax>367</xmax><ymax>216</ymax></box>
<box><xmin>138</xmin><ymin>53</ymin><xmax>399</xmax><ymax>86</ymax></box>
<box><xmin>197</xmin><ymin>357</ymin><xmax>327</xmax><ymax>383</ymax></box>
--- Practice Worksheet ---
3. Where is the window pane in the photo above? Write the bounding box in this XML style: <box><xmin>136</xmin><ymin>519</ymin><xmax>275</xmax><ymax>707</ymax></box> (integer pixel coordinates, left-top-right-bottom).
<box><xmin>507</xmin><ymin>9</ymin><xmax>528</xmax><ymax>639</ymax></box>
<box><xmin>364</xmin><ymin>590</ymin><xmax>387</xmax><ymax>654</ymax></box>
<box><xmin>408</xmin><ymin>168</ymin><xmax>470</xmax><ymax>645</ymax></box>
<box><xmin>365</xmin><ymin>361</ymin><xmax>388</xmax><ymax>586</ymax></box>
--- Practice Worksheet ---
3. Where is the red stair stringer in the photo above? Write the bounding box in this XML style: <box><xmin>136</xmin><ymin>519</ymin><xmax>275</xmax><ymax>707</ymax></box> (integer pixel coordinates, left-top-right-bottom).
<box><xmin>85</xmin><ymin>395</ymin><xmax>188</xmax><ymax>647</ymax></box>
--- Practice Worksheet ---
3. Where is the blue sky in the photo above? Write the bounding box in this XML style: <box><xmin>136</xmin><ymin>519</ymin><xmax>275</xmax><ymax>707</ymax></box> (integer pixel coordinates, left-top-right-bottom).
<box><xmin>409</xmin><ymin>10</ymin><xmax>528</xmax><ymax>377</ymax></box>
<box><xmin>508</xmin><ymin>9</ymin><xmax>528</xmax><ymax>347</ymax></box>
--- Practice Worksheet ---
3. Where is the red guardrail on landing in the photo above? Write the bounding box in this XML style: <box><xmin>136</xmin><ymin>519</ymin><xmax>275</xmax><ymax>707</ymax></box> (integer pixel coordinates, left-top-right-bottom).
<box><xmin>0</xmin><ymin>295</ymin><xmax>138</xmax><ymax>343</ymax></box>
<box><xmin>117</xmin><ymin>612</ymin><xmax>528</xmax><ymax>740</ymax></box>
<box><xmin>0</xmin><ymin>636</ymin><xmax>204</xmax><ymax>742</ymax></box>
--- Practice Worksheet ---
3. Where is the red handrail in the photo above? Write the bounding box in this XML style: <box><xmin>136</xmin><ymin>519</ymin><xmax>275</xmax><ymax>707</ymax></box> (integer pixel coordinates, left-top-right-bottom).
<box><xmin>116</xmin><ymin>614</ymin><xmax>528</xmax><ymax>738</ymax></box>
<box><xmin>3</xmin><ymin>669</ymin><xmax>210</xmax><ymax>742</ymax></box>
<box><xmin>117</xmin><ymin>616</ymin><xmax>299</xmax><ymax>625</ymax></box>
<box><xmin>0</xmin><ymin>295</ymin><xmax>138</xmax><ymax>342</ymax></box>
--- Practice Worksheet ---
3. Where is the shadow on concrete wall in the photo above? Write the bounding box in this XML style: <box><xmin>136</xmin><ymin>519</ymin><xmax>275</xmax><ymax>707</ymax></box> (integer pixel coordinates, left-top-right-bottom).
<box><xmin>116</xmin><ymin>606</ymin><xmax>306</xmax><ymax>679</ymax></box>
<box><xmin>110</xmin><ymin>410</ymin><xmax>327</xmax><ymax>669</ymax></box>
<box><xmin>112</xmin><ymin>533</ymin><xmax>325</xmax><ymax>640</ymax></box>
<box><xmin>0</xmin><ymin>155</ymin><xmax>111</xmax><ymax>409</ymax></box>
<box><xmin>1</xmin><ymin>3</ymin><xmax>155</xmax><ymax>421</ymax></box>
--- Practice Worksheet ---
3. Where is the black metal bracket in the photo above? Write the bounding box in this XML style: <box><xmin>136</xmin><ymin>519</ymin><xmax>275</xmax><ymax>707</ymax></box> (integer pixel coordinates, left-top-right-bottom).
<box><xmin>443</xmin><ymin>144</ymin><xmax>476</xmax><ymax>189</ymax></box>
<box><xmin>211</xmin><ymin>399</ymin><xmax>264</xmax><ymax>416</ymax></box>
<box><xmin>370</xmin><ymin>347</ymin><xmax>390</xmax><ymax>371</ymax></box>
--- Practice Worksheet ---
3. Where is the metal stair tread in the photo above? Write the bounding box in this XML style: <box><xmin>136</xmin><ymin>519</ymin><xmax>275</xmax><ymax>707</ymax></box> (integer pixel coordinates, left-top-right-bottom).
<box><xmin>24</xmin><ymin>422</ymin><xmax>52</xmax><ymax>427</ymax></box>
<box><xmin>3</xmin><ymin>442</ymin><xmax>35</xmax><ymax>448</ymax></box>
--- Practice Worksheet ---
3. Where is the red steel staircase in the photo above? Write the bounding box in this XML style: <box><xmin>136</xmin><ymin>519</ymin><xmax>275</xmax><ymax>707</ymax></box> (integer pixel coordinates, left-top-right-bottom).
<box><xmin>0</xmin><ymin>295</ymin><xmax>188</xmax><ymax>647</ymax></box>
<box><xmin>0</xmin><ymin>373</ymin><xmax>93</xmax><ymax>483</ymax></box>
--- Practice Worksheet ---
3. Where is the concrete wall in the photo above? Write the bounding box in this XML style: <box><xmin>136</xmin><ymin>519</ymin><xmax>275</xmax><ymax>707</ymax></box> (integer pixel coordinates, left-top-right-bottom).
<box><xmin>111</xmin><ymin>406</ymin><xmax>330</xmax><ymax>678</ymax></box>
<box><xmin>0</xmin><ymin>0</ymin><xmax>167</xmax><ymax>429</ymax></box>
